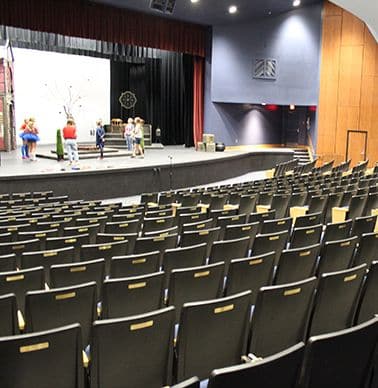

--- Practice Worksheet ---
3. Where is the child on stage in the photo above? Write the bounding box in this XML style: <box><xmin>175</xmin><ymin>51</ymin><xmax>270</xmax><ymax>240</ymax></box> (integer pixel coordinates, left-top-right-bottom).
<box><xmin>96</xmin><ymin>119</ymin><xmax>105</xmax><ymax>159</ymax></box>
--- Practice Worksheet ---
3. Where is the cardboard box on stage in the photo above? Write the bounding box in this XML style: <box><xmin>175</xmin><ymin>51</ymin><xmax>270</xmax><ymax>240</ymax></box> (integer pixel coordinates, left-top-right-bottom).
<box><xmin>203</xmin><ymin>133</ymin><xmax>215</xmax><ymax>144</ymax></box>
<box><xmin>206</xmin><ymin>142</ymin><xmax>216</xmax><ymax>152</ymax></box>
<box><xmin>197</xmin><ymin>142</ymin><xmax>205</xmax><ymax>151</ymax></box>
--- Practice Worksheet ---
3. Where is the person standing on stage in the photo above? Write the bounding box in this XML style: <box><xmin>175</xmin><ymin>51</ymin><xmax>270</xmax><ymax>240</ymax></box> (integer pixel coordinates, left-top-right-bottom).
<box><xmin>95</xmin><ymin>119</ymin><xmax>105</xmax><ymax>159</ymax></box>
<box><xmin>62</xmin><ymin>119</ymin><xmax>79</xmax><ymax>168</ymax></box>
<box><xmin>132</xmin><ymin>117</ymin><xmax>144</xmax><ymax>158</ymax></box>
<box><xmin>24</xmin><ymin>118</ymin><xmax>40</xmax><ymax>161</ymax></box>
<box><xmin>124</xmin><ymin>118</ymin><xmax>134</xmax><ymax>151</ymax></box>
<box><xmin>19</xmin><ymin>118</ymin><xmax>30</xmax><ymax>159</ymax></box>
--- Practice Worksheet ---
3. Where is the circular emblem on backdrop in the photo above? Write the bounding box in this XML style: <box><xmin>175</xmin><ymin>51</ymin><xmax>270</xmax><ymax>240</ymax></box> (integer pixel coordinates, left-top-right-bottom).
<box><xmin>119</xmin><ymin>91</ymin><xmax>137</xmax><ymax>109</ymax></box>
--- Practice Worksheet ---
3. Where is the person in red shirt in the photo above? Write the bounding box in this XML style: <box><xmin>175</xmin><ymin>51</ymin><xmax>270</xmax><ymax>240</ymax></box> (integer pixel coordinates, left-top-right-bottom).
<box><xmin>62</xmin><ymin>119</ymin><xmax>79</xmax><ymax>167</ymax></box>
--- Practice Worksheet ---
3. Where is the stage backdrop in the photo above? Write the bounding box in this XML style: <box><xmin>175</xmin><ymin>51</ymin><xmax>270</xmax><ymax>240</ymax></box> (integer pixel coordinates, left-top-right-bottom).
<box><xmin>13</xmin><ymin>48</ymin><xmax>110</xmax><ymax>145</ymax></box>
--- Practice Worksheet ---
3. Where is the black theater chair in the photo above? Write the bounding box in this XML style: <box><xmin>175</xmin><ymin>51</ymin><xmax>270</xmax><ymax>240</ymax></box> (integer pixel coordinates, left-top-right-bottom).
<box><xmin>162</xmin><ymin>243</ymin><xmax>207</xmax><ymax>287</ymax></box>
<box><xmin>134</xmin><ymin>233</ymin><xmax>178</xmax><ymax>264</ymax></box>
<box><xmin>308</xmin><ymin>264</ymin><xmax>367</xmax><ymax>337</ymax></box>
<box><xmin>142</xmin><ymin>215</ymin><xmax>176</xmax><ymax>235</ymax></box>
<box><xmin>80</xmin><ymin>240</ymin><xmax>128</xmax><ymax>277</ymax></box>
<box><xmin>249</xmin><ymin>209</ymin><xmax>276</xmax><ymax>225</ymax></box>
<box><xmin>97</xmin><ymin>232</ymin><xmax>137</xmax><ymax>254</ymax></box>
<box><xmin>322</xmin><ymin>219</ymin><xmax>352</xmax><ymax>243</ymax></box>
<box><xmin>286</xmin><ymin>192</ymin><xmax>307</xmax><ymax>217</ymax></box>
<box><xmin>350</xmin><ymin>214</ymin><xmax>377</xmax><ymax>239</ymax></box>
<box><xmin>50</xmin><ymin>259</ymin><xmax>105</xmax><ymax>301</ymax></box>
<box><xmin>0</xmin><ymin>323</ymin><xmax>85</xmax><ymax>388</ymax></box>
<box><xmin>90</xmin><ymin>307</ymin><xmax>175</xmax><ymax>388</ymax></box>
<box><xmin>0</xmin><ymin>253</ymin><xmax>17</xmax><ymax>272</ymax></box>
<box><xmin>0</xmin><ymin>267</ymin><xmax>45</xmax><ymax>314</ymax></box>
<box><xmin>175</xmin><ymin>290</ymin><xmax>252</xmax><ymax>382</ymax></box>
<box><xmin>317</xmin><ymin>236</ymin><xmax>358</xmax><ymax>274</ymax></box>
<box><xmin>0</xmin><ymin>232</ymin><xmax>12</xmax><ymax>243</ymax></box>
<box><xmin>0</xmin><ymin>293</ymin><xmax>18</xmax><ymax>336</ymax></box>
<box><xmin>300</xmin><ymin>317</ymin><xmax>378</xmax><ymax>388</ymax></box>
<box><xmin>102</xmin><ymin>272</ymin><xmax>164</xmax><ymax>318</ymax></box>
<box><xmin>289</xmin><ymin>224</ymin><xmax>322</xmax><ymax>249</ymax></box>
<box><xmin>167</xmin><ymin>262</ymin><xmax>225</xmax><ymax>322</ymax></box>
<box><xmin>181</xmin><ymin>218</ymin><xmax>216</xmax><ymax>234</ymax></box>
<box><xmin>75</xmin><ymin>216</ymin><xmax>108</xmax><ymax>233</ymax></box>
<box><xmin>274</xmin><ymin>244</ymin><xmax>320</xmax><ymax>285</ymax></box>
<box><xmin>141</xmin><ymin>191</ymin><xmax>159</xmax><ymax>204</ymax></box>
<box><xmin>45</xmin><ymin>233</ymin><xmax>90</xmax><ymax>261</ymax></box>
<box><xmin>238</xmin><ymin>193</ymin><xmax>258</xmax><ymax>215</ymax></box>
<box><xmin>363</xmin><ymin>191</ymin><xmax>378</xmax><ymax>216</ymax></box>
<box><xmin>180</xmin><ymin>227</ymin><xmax>221</xmax><ymax>258</ymax></box>
<box><xmin>225</xmin><ymin>251</ymin><xmax>275</xmax><ymax>304</ymax></box>
<box><xmin>64</xmin><ymin>223</ymin><xmax>100</xmax><ymax>244</ymax></box>
<box><xmin>110</xmin><ymin>251</ymin><xmax>160</xmax><ymax>278</ymax></box>
<box><xmin>324</xmin><ymin>192</ymin><xmax>343</xmax><ymax>224</ymax></box>
<box><xmin>251</xmin><ymin>230</ymin><xmax>289</xmax><ymax>266</ymax></box>
<box><xmin>208</xmin><ymin>342</ymin><xmax>305</xmax><ymax>388</ymax></box>
<box><xmin>224</xmin><ymin>221</ymin><xmax>259</xmax><ymax>250</ymax></box>
<box><xmin>249</xmin><ymin>277</ymin><xmax>317</xmax><ymax>357</ymax></box>
<box><xmin>353</xmin><ymin>232</ymin><xmax>378</xmax><ymax>266</ymax></box>
<box><xmin>143</xmin><ymin>225</ymin><xmax>179</xmax><ymax>237</ymax></box>
<box><xmin>216</xmin><ymin>213</ymin><xmax>247</xmax><ymax>239</ymax></box>
<box><xmin>17</xmin><ymin>228</ymin><xmax>59</xmax><ymax>250</ymax></box>
<box><xmin>355</xmin><ymin>261</ymin><xmax>378</xmax><ymax>324</ymax></box>
<box><xmin>293</xmin><ymin>212</ymin><xmax>322</xmax><ymax>228</ymax></box>
<box><xmin>0</xmin><ymin>239</ymin><xmax>41</xmax><ymax>266</ymax></box>
<box><xmin>260</xmin><ymin>217</ymin><xmax>292</xmax><ymax>235</ymax></box>
<box><xmin>178</xmin><ymin>212</ymin><xmax>209</xmax><ymax>234</ymax></box>
<box><xmin>24</xmin><ymin>282</ymin><xmax>97</xmax><ymax>347</ymax></box>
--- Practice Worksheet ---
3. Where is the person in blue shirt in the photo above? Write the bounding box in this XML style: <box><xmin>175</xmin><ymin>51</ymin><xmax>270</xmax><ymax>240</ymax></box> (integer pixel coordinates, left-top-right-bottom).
<box><xmin>95</xmin><ymin>119</ymin><xmax>105</xmax><ymax>159</ymax></box>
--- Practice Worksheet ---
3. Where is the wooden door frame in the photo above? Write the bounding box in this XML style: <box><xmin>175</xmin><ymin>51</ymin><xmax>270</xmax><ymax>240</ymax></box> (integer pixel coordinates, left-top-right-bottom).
<box><xmin>346</xmin><ymin>130</ymin><xmax>368</xmax><ymax>162</ymax></box>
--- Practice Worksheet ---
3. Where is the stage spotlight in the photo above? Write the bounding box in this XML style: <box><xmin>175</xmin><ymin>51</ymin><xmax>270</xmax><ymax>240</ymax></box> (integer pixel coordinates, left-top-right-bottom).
<box><xmin>228</xmin><ymin>5</ymin><xmax>238</xmax><ymax>14</ymax></box>
<box><xmin>293</xmin><ymin>0</ymin><xmax>301</xmax><ymax>7</ymax></box>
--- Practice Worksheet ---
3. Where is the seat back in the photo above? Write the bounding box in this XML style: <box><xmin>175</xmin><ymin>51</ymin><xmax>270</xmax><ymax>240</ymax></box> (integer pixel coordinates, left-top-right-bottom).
<box><xmin>134</xmin><ymin>234</ymin><xmax>178</xmax><ymax>264</ymax></box>
<box><xmin>353</xmin><ymin>232</ymin><xmax>378</xmax><ymax>267</ymax></box>
<box><xmin>110</xmin><ymin>251</ymin><xmax>160</xmax><ymax>278</ymax></box>
<box><xmin>363</xmin><ymin>192</ymin><xmax>378</xmax><ymax>216</ymax></box>
<box><xmin>317</xmin><ymin>236</ymin><xmax>358</xmax><ymax>274</ymax></box>
<box><xmin>294</xmin><ymin>212</ymin><xmax>322</xmax><ymax>228</ymax></box>
<box><xmin>0</xmin><ymin>253</ymin><xmax>17</xmax><ymax>272</ymax></box>
<box><xmin>301</xmin><ymin>317</ymin><xmax>378</xmax><ymax>388</ymax></box>
<box><xmin>269</xmin><ymin>194</ymin><xmax>291</xmax><ymax>219</ymax></box>
<box><xmin>225</xmin><ymin>252</ymin><xmax>275</xmax><ymax>305</ymax></box>
<box><xmin>0</xmin><ymin>239</ymin><xmax>41</xmax><ymax>266</ymax></box>
<box><xmin>308</xmin><ymin>264</ymin><xmax>366</xmax><ymax>337</ymax></box>
<box><xmin>102</xmin><ymin>272</ymin><xmax>164</xmax><ymax>318</ymax></box>
<box><xmin>104</xmin><ymin>219</ymin><xmax>141</xmax><ymax>235</ymax></box>
<box><xmin>275</xmin><ymin>244</ymin><xmax>320</xmax><ymax>285</ymax></box>
<box><xmin>45</xmin><ymin>233</ymin><xmax>90</xmax><ymax>260</ymax></box>
<box><xmin>0</xmin><ymin>323</ymin><xmax>84</xmax><ymax>388</ymax></box>
<box><xmin>290</xmin><ymin>224</ymin><xmax>322</xmax><ymax>249</ymax></box>
<box><xmin>63</xmin><ymin>223</ymin><xmax>100</xmax><ymax>244</ymax></box>
<box><xmin>208</xmin><ymin>342</ymin><xmax>305</xmax><ymax>388</ymax></box>
<box><xmin>224</xmin><ymin>222</ymin><xmax>259</xmax><ymax>250</ymax></box>
<box><xmin>91</xmin><ymin>307</ymin><xmax>175</xmax><ymax>388</ymax></box>
<box><xmin>308</xmin><ymin>194</ymin><xmax>328</xmax><ymax>217</ymax></box>
<box><xmin>180</xmin><ymin>228</ymin><xmax>220</xmax><ymax>258</ymax></box>
<box><xmin>0</xmin><ymin>293</ymin><xmax>18</xmax><ymax>336</ymax></box>
<box><xmin>324</xmin><ymin>192</ymin><xmax>343</xmax><ymax>224</ymax></box>
<box><xmin>238</xmin><ymin>194</ymin><xmax>258</xmax><ymax>215</ymax></box>
<box><xmin>322</xmin><ymin>220</ymin><xmax>352</xmax><ymax>243</ymax></box>
<box><xmin>351</xmin><ymin>215</ymin><xmax>377</xmax><ymax>238</ymax></box>
<box><xmin>249</xmin><ymin>277</ymin><xmax>317</xmax><ymax>357</ymax></box>
<box><xmin>251</xmin><ymin>230</ymin><xmax>289</xmax><ymax>266</ymax></box>
<box><xmin>25</xmin><ymin>282</ymin><xmax>97</xmax><ymax>346</ymax></box>
<box><xmin>142</xmin><ymin>215</ymin><xmax>176</xmax><ymax>234</ymax></box>
<box><xmin>260</xmin><ymin>217</ymin><xmax>292</xmax><ymax>235</ymax></box>
<box><xmin>347</xmin><ymin>194</ymin><xmax>368</xmax><ymax>220</ymax></box>
<box><xmin>176</xmin><ymin>290</ymin><xmax>252</xmax><ymax>381</ymax></box>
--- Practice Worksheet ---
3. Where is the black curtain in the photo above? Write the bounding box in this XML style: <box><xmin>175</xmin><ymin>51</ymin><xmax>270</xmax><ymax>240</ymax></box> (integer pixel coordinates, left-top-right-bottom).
<box><xmin>111</xmin><ymin>53</ymin><xmax>194</xmax><ymax>146</ymax></box>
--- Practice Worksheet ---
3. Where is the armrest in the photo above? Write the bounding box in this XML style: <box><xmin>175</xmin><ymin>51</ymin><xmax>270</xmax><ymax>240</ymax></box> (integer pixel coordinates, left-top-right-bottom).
<box><xmin>17</xmin><ymin>310</ymin><xmax>25</xmax><ymax>331</ymax></box>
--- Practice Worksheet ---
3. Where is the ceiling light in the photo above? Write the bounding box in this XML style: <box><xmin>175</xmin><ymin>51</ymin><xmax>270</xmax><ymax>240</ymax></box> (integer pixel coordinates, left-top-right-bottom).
<box><xmin>190</xmin><ymin>0</ymin><xmax>199</xmax><ymax>3</ymax></box>
<box><xmin>228</xmin><ymin>5</ymin><xmax>238</xmax><ymax>14</ymax></box>
<box><xmin>293</xmin><ymin>0</ymin><xmax>301</xmax><ymax>7</ymax></box>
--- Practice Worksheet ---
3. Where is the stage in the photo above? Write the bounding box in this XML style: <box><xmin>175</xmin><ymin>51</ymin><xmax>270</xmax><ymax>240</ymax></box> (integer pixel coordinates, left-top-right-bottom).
<box><xmin>0</xmin><ymin>145</ymin><xmax>294</xmax><ymax>200</ymax></box>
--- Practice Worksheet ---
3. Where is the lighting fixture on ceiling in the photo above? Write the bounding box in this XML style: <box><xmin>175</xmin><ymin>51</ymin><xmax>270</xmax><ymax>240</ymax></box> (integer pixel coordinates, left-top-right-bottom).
<box><xmin>228</xmin><ymin>5</ymin><xmax>238</xmax><ymax>14</ymax></box>
<box><xmin>190</xmin><ymin>0</ymin><xmax>199</xmax><ymax>3</ymax></box>
<box><xmin>293</xmin><ymin>0</ymin><xmax>301</xmax><ymax>7</ymax></box>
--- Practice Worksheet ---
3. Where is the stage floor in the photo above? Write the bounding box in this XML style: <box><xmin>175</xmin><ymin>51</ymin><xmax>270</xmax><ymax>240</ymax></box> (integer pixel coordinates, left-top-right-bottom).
<box><xmin>0</xmin><ymin>144</ymin><xmax>291</xmax><ymax>178</ymax></box>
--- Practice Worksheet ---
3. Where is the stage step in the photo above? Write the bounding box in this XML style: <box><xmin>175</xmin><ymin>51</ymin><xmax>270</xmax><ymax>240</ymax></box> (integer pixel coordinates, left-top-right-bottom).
<box><xmin>292</xmin><ymin>148</ymin><xmax>312</xmax><ymax>165</ymax></box>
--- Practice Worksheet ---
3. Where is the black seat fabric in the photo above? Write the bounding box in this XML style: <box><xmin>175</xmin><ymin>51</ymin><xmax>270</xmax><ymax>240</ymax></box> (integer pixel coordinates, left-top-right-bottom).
<box><xmin>225</xmin><ymin>252</ymin><xmax>275</xmax><ymax>305</ymax></box>
<box><xmin>0</xmin><ymin>267</ymin><xmax>45</xmax><ymax>313</ymax></box>
<box><xmin>0</xmin><ymin>253</ymin><xmax>17</xmax><ymax>272</ymax></box>
<box><xmin>249</xmin><ymin>277</ymin><xmax>317</xmax><ymax>357</ymax></box>
<box><xmin>322</xmin><ymin>220</ymin><xmax>352</xmax><ymax>243</ymax></box>
<box><xmin>251</xmin><ymin>230</ymin><xmax>289</xmax><ymax>266</ymax></box>
<box><xmin>180</xmin><ymin>227</ymin><xmax>220</xmax><ymax>258</ymax></box>
<box><xmin>0</xmin><ymin>293</ymin><xmax>18</xmax><ymax>336</ymax></box>
<box><xmin>175</xmin><ymin>290</ymin><xmax>252</xmax><ymax>382</ymax></box>
<box><xmin>102</xmin><ymin>272</ymin><xmax>164</xmax><ymax>318</ymax></box>
<box><xmin>110</xmin><ymin>251</ymin><xmax>160</xmax><ymax>278</ymax></box>
<box><xmin>90</xmin><ymin>307</ymin><xmax>175</xmax><ymax>388</ymax></box>
<box><xmin>167</xmin><ymin>262</ymin><xmax>225</xmax><ymax>322</ymax></box>
<box><xmin>275</xmin><ymin>244</ymin><xmax>320</xmax><ymax>285</ymax></box>
<box><xmin>294</xmin><ymin>212</ymin><xmax>322</xmax><ymax>228</ymax></box>
<box><xmin>24</xmin><ymin>282</ymin><xmax>97</xmax><ymax>346</ymax></box>
<box><xmin>308</xmin><ymin>264</ymin><xmax>367</xmax><ymax>337</ymax></box>
<box><xmin>289</xmin><ymin>224</ymin><xmax>322</xmax><ymax>249</ymax></box>
<box><xmin>0</xmin><ymin>323</ymin><xmax>84</xmax><ymax>388</ymax></box>
<box><xmin>301</xmin><ymin>317</ymin><xmax>378</xmax><ymax>388</ymax></box>
<box><xmin>356</xmin><ymin>261</ymin><xmax>378</xmax><ymax>324</ymax></box>
<box><xmin>353</xmin><ymin>232</ymin><xmax>378</xmax><ymax>267</ymax></box>
<box><xmin>208</xmin><ymin>342</ymin><xmax>305</xmax><ymax>388</ymax></box>
<box><xmin>260</xmin><ymin>217</ymin><xmax>292</xmax><ymax>235</ymax></box>
<box><xmin>224</xmin><ymin>222</ymin><xmax>259</xmax><ymax>250</ymax></box>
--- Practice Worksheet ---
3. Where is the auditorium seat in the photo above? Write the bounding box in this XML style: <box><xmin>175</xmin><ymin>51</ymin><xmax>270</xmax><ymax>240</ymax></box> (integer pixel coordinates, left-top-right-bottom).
<box><xmin>322</xmin><ymin>220</ymin><xmax>352</xmax><ymax>243</ymax></box>
<box><xmin>64</xmin><ymin>223</ymin><xmax>100</xmax><ymax>244</ymax></box>
<box><xmin>293</xmin><ymin>212</ymin><xmax>322</xmax><ymax>228</ymax></box>
<box><xmin>75</xmin><ymin>215</ymin><xmax>108</xmax><ymax>233</ymax></box>
<box><xmin>144</xmin><ymin>225</ymin><xmax>179</xmax><ymax>237</ymax></box>
<box><xmin>17</xmin><ymin>228</ymin><xmax>59</xmax><ymax>250</ymax></box>
<box><xmin>180</xmin><ymin>227</ymin><xmax>221</xmax><ymax>258</ymax></box>
<box><xmin>21</xmin><ymin>246</ymin><xmax>75</xmax><ymax>284</ymax></box>
<box><xmin>80</xmin><ymin>240</ymin><xmax>128</xmax><ymax>276</ymax></box>
<box><xmin>145</xmin><ymin>208</ymin><xmax>173</xmax><ymax>218</ymax></box>
<box><xmin>274</xmin><ymin>244</ymin><xmax>320</xmax><ymax>285</ymax></box>
<box><xmin>0</xmin><ymin>293</ymin><xmax>18</xmax><ymax>336</ymax></box>
<box><xmin>300</xmin><ymin>317</ymin><xmax>378</xmax><ymax>388</ymax></box>
<box><xmin>24</xmin><ymin>282</ymin><xmax>97</xmax><ymax>346</ymax></box>
<box><xmin>0</xmin><ymin>232</ymin><xmax>13</xmax><ymax>243</ymax></box>
<box><xmin>175</xmin><ymin>290</ymin><xmax>252</xmax><ymax>382</ymax></box>
<box><xmin>224</xmin><ymin>221</ymin><xmax>259</xmax><ymax>250</ymax></box>
<box><xmin>181</xmin><ymin>218</ymin><xmax>216</xmax><ymax>234</ymax></box>
<box><xmin>0</xmin><ymin>253</ymin><xmax>17</xmax><ymax>272</ymax></box>
<box><xmin>0</xmin><ymin>323</ymin><xmax>85</xmax><ymax>388</ymax></box>
<box><xmin>143</xmin><ymin>215</ymin><xmax>176</xmax><ymax>235</ymax></box>
<box><xmin>0</xmin><ymin>267</ymin><xmax>45</xmax><ymax>313</ymax></box>
<box><xmin>178</xmin><ymin>212</ymin><xmax>209</xmax><ymax>234</ymax></box>
<box><xmin>251</xmin><ymin>230</ymin><xmax>289</xmax><ymax>266</ymax></box>
<box><xmin>249</xmin><ymin>209</ymin><xmax>276</xmax><ymax>225</ymax></box>
<box><xmin>308</xmin><ymin>264</ymin><xmax>366</xmax><ymax>337</ymax></box>
<box><xmin>238</xmin><ymin>193</ymin><xmax>258</xmax><ymax>215</ymax></box>
<box><xmin>225</xmin><ymin>251</ymin><xmax>275</xmax><ymax>304</ymax></box>
<box><xmin>0</xmin><ymin>239</ymin><xmax>41</xmax><ymax>266</ymax></box>
<box><xmin>45</xmin><ymin>233</ymin><xmax>90</xmax><ymax>261</ymax></box>
<box><xmin>102</xmin><ymin>272</ymin><xmax>164</xmax><ymax>318</ymax></box>
<box><xmin>260</xmin><ymin>217</ymin><xmax>292</xmax><ymax>235</ymax></box>
<box><xmin>167</xmin><ymin>262</ymin><xmax>224</xmax><ymax>322</ymax></box>
<box><xmin>110</xmin><ymin>251</ymin><xmax>160</xmax><ymax>278</ymax></box>
<box><xmin>50</xmin><ymin>258</ymin><xmax>105</xmax><ymax>301</ymax></box>
<box><xmin>353</xmin><ymin>232</ymin><xmax>378</xmax><ymax>267</ymax></box>
<box><xmin>355</xmin><ymin>261</ymin><xmax>378</xmax><ymax>324</ymax></box>
<box><xmin>111</xmin><ymin>212</ymin><xmax>143</xmax><ymax>223</ymax></box>
<box><xmin>363</xmin><ymin>192</ymin><xmax>378</xmax><ymax>216</ymax></box>
<box><xmin>208</xmin><ymin>342</ymin><xmax>305</xmax><ymax>388</ymax></box>
<box><xmin>134</xmin><ymin>234</ymin><xmax>178</xmax><ymax>264</ymax></box>
<box><xmin>249</xmin><ymin>277</ymin><xmax>317</xmax><ymax>357</ymax></box>
<box><xmin>91</xmin><ymin>307</ymin><xmax>175</xmax><ymax>388</ymax></box>
<box><xmin>162</xmin><ymin>243</ymin><xmax>207</xmax><ymax>287</ymax></box>
<box><xmin>350</xmin><ymin>215</ymin><xmax>377</xmax><ymax>239</ymax></box>
<box><xmin>317</xmin><ymin>236</ymin><xmax>358</xmax><ymax>274</ymax></box>
<box><xmin>289</xmin><ymin>224</ymin><xmax>322</xmax><ymax>249</ymax></box>
<box><xmin>141</xmin><ymin>191</ymin><xmax>159</xmax><ymax>204</ymax></box>
<box><xmin>285</xmin><ymin>192</ymin><xmax>307</xmax><ymax>217</ymax></box>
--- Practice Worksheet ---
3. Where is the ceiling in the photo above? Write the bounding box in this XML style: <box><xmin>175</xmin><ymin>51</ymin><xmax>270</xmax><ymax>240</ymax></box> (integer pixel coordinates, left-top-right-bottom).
<box><xmin>91</xmin><ymin>0</ymin><xmax>322</xmax><ymax>26</ymax></box>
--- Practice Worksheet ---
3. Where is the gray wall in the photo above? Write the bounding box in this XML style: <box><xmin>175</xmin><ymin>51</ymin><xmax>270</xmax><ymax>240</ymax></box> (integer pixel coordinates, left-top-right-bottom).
<box><xmin>204</xmin><ymin>4</ymin><xmax>322</xmax><ymax>146</ymax></box>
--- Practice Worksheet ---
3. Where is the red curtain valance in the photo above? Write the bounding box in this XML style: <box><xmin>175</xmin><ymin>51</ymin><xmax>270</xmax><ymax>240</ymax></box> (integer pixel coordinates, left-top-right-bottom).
<box><xmin>0</xmin><ymin>0</ymin><xmax>206</xmax><ymax>57</ymax></box>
